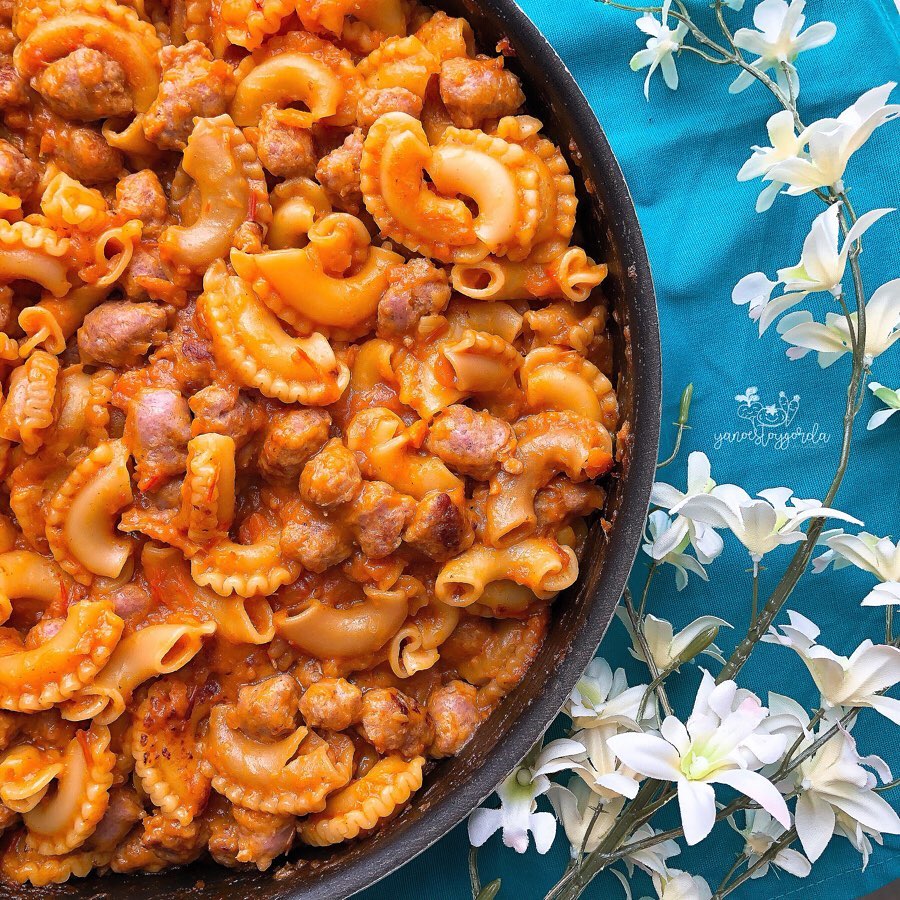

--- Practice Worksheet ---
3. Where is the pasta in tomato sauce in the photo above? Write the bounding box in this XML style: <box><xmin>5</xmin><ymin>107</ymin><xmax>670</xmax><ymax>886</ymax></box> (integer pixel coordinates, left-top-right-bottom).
<box><xmin>0</xmin><ymin>0</ymin><xmax>619</xmax><ymax>884</ymax></box>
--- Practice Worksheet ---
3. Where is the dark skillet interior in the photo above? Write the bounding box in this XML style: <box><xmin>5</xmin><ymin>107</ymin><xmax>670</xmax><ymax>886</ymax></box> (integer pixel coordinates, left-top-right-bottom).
<box><xmin>2</xmin><ymin>2</ymin><xmax>660</xmax><ymax>898</ymax></box>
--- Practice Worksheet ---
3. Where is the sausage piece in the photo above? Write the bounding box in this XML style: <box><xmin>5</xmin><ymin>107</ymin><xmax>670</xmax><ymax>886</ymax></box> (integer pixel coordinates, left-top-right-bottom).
<box><xmin>280</xmin><ymin>500</ymin><xmax>352</xmax><ymax>573</ymax></box>
<box><xmin>116</xmin><ymin>170</ymin><xmax>168</xmax><ymax>236</ymax></box>
<box><xmin>208</xmin><ymin>804</ymin><xmax>295</xmax><ymax>872</ymax></box>
<box><xmin>0</xmin><ymin>139</ymin><xmax>37</xmax><ymax>199</ymax></box>
<box><xmin>345</xmin><ymin>481</ymin><xmax>415</xmax><ymax>559</ymax></box>
<box><xmin>438</xmin><ymin>57</ymin><xmax>524</xmax><ymax>129</ymax></box>
<box><xmin>142</xmin><ymin>42</ymin><xmax>235</xmax><ymax>151</ymax></box>
<box><xmin>77</xmin><ymin>301</ymin><xmax>167</xmax><ymax>367</ymax></box>
<box><xmin>359</xmin><ymin>687</ymin><xmax>433</xmax><ymax>758</ymax></box>
<box><xmin>258</xmin><ymin>409</ymin><xmax>331</xmax><ymax>482</ymax></box>
<box><xmin>356</xmin><ymin>87</ymin><xmax>422</xmax><ymax>130</ymax></box>
<box><xmin>44</xmin><ymin>121</ymin><xmax>124</xmax><ymax>184</ymax></box>
<box><xmin>315</xmin><ymin>127</ymin><xmax>363</xmax><ymax>214</ymax></box>
<box><xmin>254</xmin><ymin>105</ymin><xmax>317</xmax><ymax>178</ymax></box>
<box><xmin>188</xmin><ymin>383</ymin><xmax>264</xmax><ymax>449</ymax></box>
<box><xmin>427</xmin><ymin>680</ymin><xmax>479</xmax><ymax>757</ymax></box>
<box><xmin>124</xmin><ymin>388</ymin><xmax>191</xmax><ymax>490</ymax></box>
<box><xmin>376</xmin><ymin>257</ymin><xmax>451</xmax><ymax>339</ymax></box>
<box><xmin>299</xmin><ymin>438</ymin><xmax>362</xmax><ymax>508</ymax></box>
<box><xmin>404</xmin><ymin>491</ymin><xmax>474</xmax><ymax>561</ymax></box>
<box><xmin>33</xmin><ymin>48</ymin><xmax>133</xmax><ymax>121</ymax></box>
<box><xmin>228</xmin><ymin>674</ymin><xmax>301</xmax><ymax>742</ymax></box>
<box><xmin>425</xmin><ymin>405</ymin><xmax>516</xmax><ymax>480</ymax></box>
<box><xmin>299</xmin><ymin>677</ymin><xmax>362</xmax><ymax>731</ymax></box>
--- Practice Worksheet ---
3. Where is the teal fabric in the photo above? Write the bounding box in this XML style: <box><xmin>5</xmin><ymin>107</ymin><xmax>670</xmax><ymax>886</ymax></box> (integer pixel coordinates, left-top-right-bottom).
<box><xmin>359</xmin><ymin>1</ymin><xmax>900</xmax><ymax>897</ymax></box>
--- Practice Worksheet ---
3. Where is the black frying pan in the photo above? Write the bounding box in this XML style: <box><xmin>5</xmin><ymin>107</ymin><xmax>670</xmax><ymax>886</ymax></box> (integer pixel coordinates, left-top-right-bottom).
<box><xmin>3</xmin><ymin>1</ymin><xmax>660</xmax><ymax>896</ymax></box>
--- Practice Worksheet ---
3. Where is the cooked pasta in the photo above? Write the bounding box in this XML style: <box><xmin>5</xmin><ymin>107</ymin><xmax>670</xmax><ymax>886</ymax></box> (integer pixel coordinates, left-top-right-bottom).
<box><xmin>0</xmin><ymin>0</ymin><xmax>619</xmax><ymax>884</ymax></box>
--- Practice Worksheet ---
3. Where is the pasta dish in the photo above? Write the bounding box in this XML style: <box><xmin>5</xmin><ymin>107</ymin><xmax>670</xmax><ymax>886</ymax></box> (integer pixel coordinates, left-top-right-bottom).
<box><xmin>0</xmin><ymin>0</ymin><xmax>619</xmax><ymax>885</ymax></box>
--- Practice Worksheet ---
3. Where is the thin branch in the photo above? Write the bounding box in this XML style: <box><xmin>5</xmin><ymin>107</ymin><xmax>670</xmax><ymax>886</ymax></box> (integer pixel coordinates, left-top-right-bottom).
<box><xmin>469</xmin><ymin>846</ymin><xmax>482</xmax><ymax>900</ymax></box>
<box><xmin>715</xmin><ymin>829</ymin><xmax>798</xmax><ymax>899</ymax></box>
<box><xmin>624</xmin><ymin>588</ymin><xmax>673</xmax><ymax>717</ymax></box>
<box><xmin>637</xmin><ymin>562</ymin><xmax>657</xmax><ymax>618</ymax></box>
<box><xmin>680</xmin><ymin>44</ymin><xmax>732</xmax><ymax>65</ymax></box>
<box><xmin>750</xmin><ymin>568</ymin><xmax>760</xmax><ymax>623</ymax></box>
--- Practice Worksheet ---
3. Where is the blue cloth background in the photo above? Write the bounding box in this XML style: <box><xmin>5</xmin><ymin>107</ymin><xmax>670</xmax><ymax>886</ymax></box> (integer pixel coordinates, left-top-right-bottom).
<box><xmin>359</xmin><ymin>1</ymin><xmax>900</xmax><ymax>897</ymax></box>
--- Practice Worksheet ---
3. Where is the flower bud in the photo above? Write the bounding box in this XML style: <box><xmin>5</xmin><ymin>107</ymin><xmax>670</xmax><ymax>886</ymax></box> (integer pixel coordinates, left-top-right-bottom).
<box><xmin>672</xmin><ymin>625</ymin><xmax>721</xmax><ymax>668</ymax></box>
<box><xmin>677</xmin><ymin>382</ymin><xmax>694</xmax><ymax>426</ymax></box>
<box><xmin>477</xmin><ymin>880</ymin><xmax>502</xmax><ymax>900</ymax></box>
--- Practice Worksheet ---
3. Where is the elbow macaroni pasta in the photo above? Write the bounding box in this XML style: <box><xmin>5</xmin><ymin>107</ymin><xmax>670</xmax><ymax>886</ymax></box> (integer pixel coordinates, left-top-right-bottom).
<box><xmin>0</xmin><ymin>0</ymin><xmax>620</xmax><ymax>884</ymax></box>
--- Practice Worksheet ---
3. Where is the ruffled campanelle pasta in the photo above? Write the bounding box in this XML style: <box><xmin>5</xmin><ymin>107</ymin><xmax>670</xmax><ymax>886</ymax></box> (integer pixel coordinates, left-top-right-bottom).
<box><xmin>0</xmin><ymin>0</ymin><xmax>620</xmax><ymax>885</ymax></box>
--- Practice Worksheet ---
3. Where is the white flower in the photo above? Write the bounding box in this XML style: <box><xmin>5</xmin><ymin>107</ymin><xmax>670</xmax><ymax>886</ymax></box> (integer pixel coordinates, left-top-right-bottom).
<box><xmin>756</xmin><ymin>692</ymin><xmax>813</xmax><ymax>771</ymax></box>
<box><xmin>834</xmin><ymin>810</ymin><xmax>885</xmax><ymax>871</ymax></box>
<box><xmin>767</xmin><ymin>82</ymin><xmax>900</xmax><ymax>194</ymax></box>
<box><xmin>649</xmin><ymin>869</ymin><xmax>712</xmax><ymax>900</ymax></box>
<box><xmin>732</xmin><ymin>203</ymin><xmax>893</xmax><ymax>333</ymax></box>
<box><xmin>468</xmin><ymin>750</ymin><xmax>565</xmax><ymax>853</ymax></box>
<box><xmin>737</xmin><ymin>110</ymin><xmax>804</xmax><ymax>211</ymax></box>
<box><xmin>763</xmin><ymin>611</ymin><xmax>900</xmax><ymax>725</ymax></box>
<box><xmin>730</xmin><ymin>0</ymin><xmax>836</xmax><ymax>97</ymax></box>
<box><xmin>730</xmin><ymin>808</ymin><xmax>811</xmax><ymax>879</ymax></box>
<box><xmin>617</xmin><ymin>609</ymin><xmax>731</xmax><ymax>670</ymax></box>
<box><xmin>867</xmin><ymin>382</ymin><xmax>900</xmax><ymax>430</ymax></box>
<box><xmin>542</xmin><ymin>713</ymin><xmax>647</xmax><ymax>802</ymax></box>
<box><xmin>814</xmin><ymin>531</ymin><xmax>900</xmax><ymax>606</ymax></box>
<box><xmin>548</xmin><ymin>777</ymin><xmax>682</xmax><ymax>869</ymax></box>
<box><xmin>624</xmin><ymin>824</ymin><xmax>682</xmax><ymax>878</ymax></box>
<box><xmin>778</xmin><ymin>277</ymin><xmax>900</xmax><ymax>366</ymax></box>
<box><xmin>565</xmin><ymin>657</ymin><xmax>654</xmax><ymax>729</ymax></box>
<box><xmin>788</xmin><ymin>725</ymin><xmax>900</xmax><ymax>862</ymax></box>
<box><xmin>647</xmin><ymin>452</ymin><xmax>725</xmax><ymax>585</ymax></box>
<box><xmin>608</xmin><ymin>671</ymin><xmax>790</xmax><ymax>846</ymax></box>
<box><xmin>630</xmin><ymin>1</ymin><xmax>688</xmax><ymax>100</ymax></box>
<box><xmin>644</xmin><ymin>511</ymin><xmax>715</xmax><ymax>590</ymax></box>
<box><xmin>680</xmin><ymin>485</ymin><xmax>861</xmax><ymax>574</ymax></box>
<box><xmin>775</xmin><ymin>205</ymin><xmax>892</xmax><ymax>296</ymax></box>
<box><xmin>652</xmin><ymin>451</ymin><xmax>716</xmax><ymax>513</ymax></box>
<box><xmin>548</xmin><ymin>775</ymin><xmax>625</xmax><ymax>856</ymax></box>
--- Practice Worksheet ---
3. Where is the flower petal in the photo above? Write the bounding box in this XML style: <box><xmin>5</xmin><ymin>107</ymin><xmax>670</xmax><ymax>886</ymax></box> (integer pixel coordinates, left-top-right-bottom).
<box><xmin>775</xmin><ymin>847</ymin><xmax>812</xmax><ymax>878</ymax></box>
<box><xmin>866</xmin><ymin>694</ymin><xmax>900</xmax><ymax>727</ymax></box>
<box><xmin>468</xmin><ymin>807</ymin><xmax>503</xmax><ymax>847</ymax></box>
<box><xmin>713</xmin><ymin>769</ymin><xmax>790</xmax><ymax>828</ymax></box>
<box><xmin>795</xmin><ymin>791</ymin><xmax>835</xmax><ymax>862</ymax></box>
<box><xmin>868</xmin><ymin>408</ymin><xmax>900</xmax><ymax>430</ymax></box>
<box><xmin>607</xmin><ymin>733</ymin><xmax>681</xmax><ymax>780</ymax></box>
<box><xmin>793</xmin><ymin>20</ymin><xmax>836</xmax><ymax>52</ymax></box>
<box><xmin>862</xmin><ymin>582</ymin><xmax>900</xmax><ymax>605</ymax></box>
<box><xmin>530</xmin><ymin>810</ymin><xmax>559</xmax><ymax>854</ymax></box>
<box><xmin>677</xmin><ymin>777</ymin><xmax>717</xmax><ymax>845</ymax></box>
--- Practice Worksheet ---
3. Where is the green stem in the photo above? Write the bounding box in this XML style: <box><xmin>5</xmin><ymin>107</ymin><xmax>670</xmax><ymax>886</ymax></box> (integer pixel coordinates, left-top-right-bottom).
<box><xmin>716</xmin><ymin>852</ymin><xmax>747</xmax><ymax>896</ymax></box>
<box><xmin>750</xmin><ymin>567</ymin><xmax>759</xmax><ymax>623</ymax></box>
<box><xmin>713</xmin><ymin>0</ymin><xmax>738</xmax><ymax>52</ymax></box>
<box><xmin>638</xmin><ymin>562</ymin><xmax>657</xmax><ymax>618</ymax></box>
<box><xmin>658</xmin><ymin>383</ymin><xmax>694</xmax><ymax>468</ymax></box>
<box><xmin>876</xmin><ymin>776</ymin><xmax>900</xmax><ymax>793</ymax></box>
<box><xmin>624</xmin><ymin>588</ymin><xmax>673</xmax><ymax>717</ymax></box>
<box><xmin>469</xmin><ymin>846</ymin><xmax>482</xmax><ymax>900</ymax></box>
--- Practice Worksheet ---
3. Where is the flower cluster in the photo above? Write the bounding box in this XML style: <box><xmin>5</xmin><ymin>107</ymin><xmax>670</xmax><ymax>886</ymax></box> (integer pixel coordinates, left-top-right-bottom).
<box><xmin>650</xmin><ymin>451</ymin><xmax>859</xmax><ymax>577</ymax></box>
<box><xmin>464</xmin><ymin>2</ymin><xmax>900</xmax><ymax>898</ymax></box>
